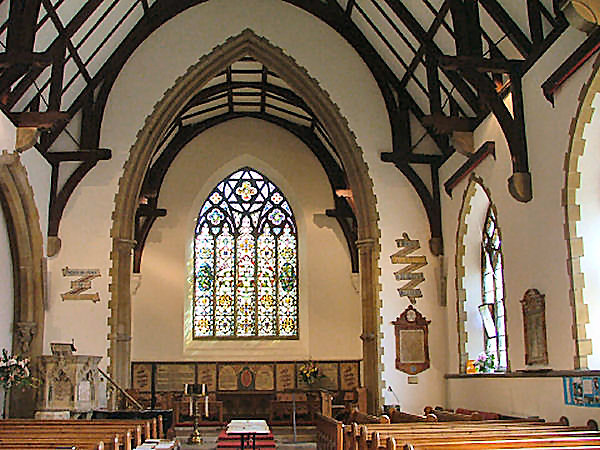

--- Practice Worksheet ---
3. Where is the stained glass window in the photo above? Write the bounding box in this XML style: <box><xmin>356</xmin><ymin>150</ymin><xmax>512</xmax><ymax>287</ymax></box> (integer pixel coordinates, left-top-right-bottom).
<box><xmin>193</xmin><ymin>167</ymin><xmax>298</xmax><ymax>339</ymax></box>
<box><xmin>481</xmin><ymin>206</ymin><xmax>507</xmax><ymax>370</ymax></box>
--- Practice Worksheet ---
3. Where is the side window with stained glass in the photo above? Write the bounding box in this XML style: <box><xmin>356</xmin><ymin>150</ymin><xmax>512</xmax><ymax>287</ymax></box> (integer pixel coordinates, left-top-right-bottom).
<box><xmin>193</xmin><ymin>167</ymin><xmax>298</xmax><ymax>339</ymax></box>
<box><xmin>481</xmin><ymin>206</ymin><xmax>507</xmax><ymax>370</ymax></box>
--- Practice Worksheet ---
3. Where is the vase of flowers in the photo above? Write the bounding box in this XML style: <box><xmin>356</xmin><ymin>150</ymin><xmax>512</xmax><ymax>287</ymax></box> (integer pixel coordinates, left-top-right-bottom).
<box><xmin>0</xmin><ymin>349</ymin><xmax>37</xmax><ymax>418</ymax></box>
<box><xmin>298</xmin><ymin>361</ymin><xmax>324</xmax><ymax>387</ymax></box>
<box><xmin>473</xmin><ymin>352</ymin><xmax>496</xmax><ymax>373</ymax></box>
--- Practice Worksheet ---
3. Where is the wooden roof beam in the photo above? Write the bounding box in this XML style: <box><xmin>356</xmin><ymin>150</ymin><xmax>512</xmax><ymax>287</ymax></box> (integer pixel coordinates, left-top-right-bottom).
<box><xmin>439</xmin><ymin>55</ymin><xmax>524</xmax><ymax>73</ymax></box>
<box><xmin>383</xmin><ymin>0</ymin><xmax>482</xmax><ymax>116</ymax></box>
<box><xmin>45</xmin><ymin>149</ymin><xmax>112</xmax><ymax>163</ymax></box>
<box><xmin>40</xmin><ymin>0</ymin><xmax>92</xmax><ymax>84</ymax></box>
<box><xmin>478</xmin><ymin>0</ymin><xmax>533</xmax><ymax>57</ymax></box>
<box><xmin>0</xmin><ymin>51</ymin><xmax>52</xmax><ymax>68</ymax></box>
<box><xmin>6</xmin><ymin>0</ymin><xmax>42</xmax><ymax>54</ymax></box>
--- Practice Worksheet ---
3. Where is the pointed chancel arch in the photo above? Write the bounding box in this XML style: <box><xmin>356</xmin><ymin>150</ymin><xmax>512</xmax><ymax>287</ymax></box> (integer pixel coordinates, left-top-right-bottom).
<box><xmin>109</xmin><ymin>30</ymin><xmax>381</xmax><ymax>412</ymax></box>
<box><xmin>0</xmin><ymin>152</ymin><xmax>45</xmax><ymax>417</ymax></box>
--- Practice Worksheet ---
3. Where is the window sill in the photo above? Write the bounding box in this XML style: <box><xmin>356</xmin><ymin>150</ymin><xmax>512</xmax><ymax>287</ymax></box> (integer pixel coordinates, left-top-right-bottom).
<box><xmin>445</xmin><ymin>369</ymin><xmax>600</xmax><ymax>379</ymax></box>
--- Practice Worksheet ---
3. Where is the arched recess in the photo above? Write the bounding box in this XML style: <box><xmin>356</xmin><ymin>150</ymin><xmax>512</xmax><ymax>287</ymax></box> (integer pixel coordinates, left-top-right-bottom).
<box><xmin>0</xmin><ymin>151</ymin><xmax>45</xmax><ymax>417</ymax></box>
<box><xmin>564</xmin><ymin>54</ymin><xmax>600</xmax><ymax>370</ymax></box>
<box><xmin>109</xmin><ymin>30</ymin><xmax>382</xmax><ymax>412</ymax></box>
<box><xmin>455</xmin><ymin>174</ymin><xmax>505</xmax><ymax>372</ymax></box>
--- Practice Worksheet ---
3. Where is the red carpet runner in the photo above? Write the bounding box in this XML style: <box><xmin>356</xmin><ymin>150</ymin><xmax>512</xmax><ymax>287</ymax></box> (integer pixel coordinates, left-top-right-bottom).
<box><xmin>216</xmin><ymin>429</ymin><xmax>276</xmax><ymax>449</ymax></box>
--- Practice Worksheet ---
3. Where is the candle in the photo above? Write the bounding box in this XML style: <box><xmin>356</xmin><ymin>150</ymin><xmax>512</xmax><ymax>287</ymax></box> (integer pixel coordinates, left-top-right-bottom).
<box><xmin>205</xmin><ymin>394</ymin><xmax>209</xmax><ymax>418</ymax></box>
<box><xmin>202</xmin><ymin>383</ymin><xmax>205</xmax><ymax>395</ymax></box>
<box><xmin>189</xmin><ymin>396</ymin><xmax>192</xmax><ymax>417</ymax></box>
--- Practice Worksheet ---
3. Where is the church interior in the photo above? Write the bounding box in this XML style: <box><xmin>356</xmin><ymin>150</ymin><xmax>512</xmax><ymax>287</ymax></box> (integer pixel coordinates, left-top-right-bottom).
<box><xmin>2</xmin><ymin>0</ymin><xmax>600</xmax><ymax>448</ymax></box>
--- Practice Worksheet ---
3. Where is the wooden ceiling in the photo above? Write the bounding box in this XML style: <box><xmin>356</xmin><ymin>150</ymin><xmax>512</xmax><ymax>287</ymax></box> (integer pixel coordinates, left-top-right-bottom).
<box><xmin>0</xmin><ymin>0</ymin><xmax>577</xmax><ymax>258</ymax></box>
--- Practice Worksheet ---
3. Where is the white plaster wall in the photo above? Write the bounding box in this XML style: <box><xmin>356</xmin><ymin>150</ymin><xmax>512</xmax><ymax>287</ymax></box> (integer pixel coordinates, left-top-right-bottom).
<box><xmin>448</xmin><ymin>377</ymin><xmax>600</xmax><ymax>425</ymax></box>
<box><xmin>39</xmin><ymin>0</ymin><xmax>445</xmax><ymax>408</ymax></box>
<box><xmin>578</xmin><ymin>92</ymin><xmax>600</xmax><ymax>369</ymax></box>
<box><xmin>441</xmin><ymin>26</ymin><xmax>595</xmax><ymax>420</ymax></box>
<box><xmin>0</xmin><ymin>203</ymin><xmax>11</xmax><ymax>416</ymax></box>
<box><xmin>132</xmin><ymin>118</ymin><xmax>361</xmax><ymax>361</ymax></box>
<box><xmin>0</xmin><ymin>203</ymin><xmax>13</xmax><ymax>353</ymax></box>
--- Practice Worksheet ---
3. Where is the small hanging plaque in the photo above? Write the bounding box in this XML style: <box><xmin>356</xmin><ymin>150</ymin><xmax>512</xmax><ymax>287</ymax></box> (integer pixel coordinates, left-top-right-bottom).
<box><xmin>392</xmin><ymin>305</ymin><xmax>431</xmax><ymax>375</ymax></box>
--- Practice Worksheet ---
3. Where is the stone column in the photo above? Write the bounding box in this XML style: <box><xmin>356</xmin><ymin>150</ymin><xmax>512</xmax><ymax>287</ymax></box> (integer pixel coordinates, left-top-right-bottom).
<box><xmin>110</xmin><ymin>238</ymin><xmax>136</xmax><ymax>400</ymax></box>
<box><xmin>357</xmin><ymin>238</ymin><xmax>381</xmax><ymax>414</ymax></box>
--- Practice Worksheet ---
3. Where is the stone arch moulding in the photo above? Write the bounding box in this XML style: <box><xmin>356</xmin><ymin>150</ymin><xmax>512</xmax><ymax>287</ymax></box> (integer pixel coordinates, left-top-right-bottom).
<box><xmin>564</xmin><ymin>53</ymin><xmax>600</xmax><ymax>369</ymax></box>
<box><xmin>0</xmin><ymin>151</ymin><xmax>45</xmax><ymax>417</ymax></box>
<box><xmin>454</xmin><ymin>174</ymin><xmax>507</xmax><ymax>373</ymax></box>
<box><xmin>109</xmin><ymin>29</ymin><xmax>382</xmax><ymax>413</ymax></box>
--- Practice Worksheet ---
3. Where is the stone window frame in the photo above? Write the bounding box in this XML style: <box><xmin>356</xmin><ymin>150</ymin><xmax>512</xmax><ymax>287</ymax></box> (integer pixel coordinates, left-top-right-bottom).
<box><xmin>455</xmin><ymin>174</ymin><xmax>509</xmax><ymax>373</ymax></box>
<box><xmin>564</xmin><ymin>54</ymin><xmax>600</xmax><ymax>369</ymax></box>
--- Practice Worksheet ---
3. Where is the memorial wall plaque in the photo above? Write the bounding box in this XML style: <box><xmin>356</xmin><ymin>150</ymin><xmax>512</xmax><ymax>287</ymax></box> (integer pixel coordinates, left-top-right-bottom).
<box><xmin>276</xmin><ymin>363</ymin><xmax>295</xmax><ymax>391</ymax></box>
<box><xmin>253</xmin><ymin>364</ymin><xmax>275</xmax><ymax>391</ymax></box>
<box><xmin>197</xmin><ymin>363</ymin><xmax>217</xmax><ymax>391</ymax></box>
<box><xmin>521</xmin><ymin>288</ymin><xmax>549</xmax><ymax>366</ymax></box>
<box><xmin>393</xmin><ymin>305</ymin><xmax>431</xmax><ymax>375</ymax></box>
<box><xmin>156</xmin><ymin>364</ymin><xmax>195</xmax><ymax>392</ymax></box>
<box><xmin>340</xmin><ymin>362</ymin><xmax>359</xmax><ymax>390</ymax></box>
<box><xmin>132</xmin><ymin>364</ymin><xmax>152</xmax><ymax>392</ymax></box>
<box><xmin>317</xmin><ymin>362</ymin><xmax>339</xmax><ymax>390</ymax></box>
<box><xmin>218</xmin><ymin>365</ymin><xmax>239</xmax><ymax>391</ymax></box>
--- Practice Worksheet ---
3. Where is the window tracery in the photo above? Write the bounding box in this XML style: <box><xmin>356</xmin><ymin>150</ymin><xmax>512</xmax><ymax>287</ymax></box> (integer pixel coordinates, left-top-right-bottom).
<box><xmin>481</xmin><ymin>206</ymin><xmax>507</xmax><ymax>370</ymax></box>
<box><xmin>193</xmin><ymin>167</ymin><xmax>298</xmax><ymax>339</ymax></box>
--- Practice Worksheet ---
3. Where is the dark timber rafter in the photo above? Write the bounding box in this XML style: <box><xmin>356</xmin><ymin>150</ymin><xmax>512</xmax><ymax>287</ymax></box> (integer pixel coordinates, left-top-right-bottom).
<box><xmin>0</xmin><ymin>0</ymin><xmax>569</xmax><ymax>254</ymax></box>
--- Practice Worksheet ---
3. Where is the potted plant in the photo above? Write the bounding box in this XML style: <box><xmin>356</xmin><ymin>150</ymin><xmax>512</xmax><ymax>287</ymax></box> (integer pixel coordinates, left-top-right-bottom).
<box><xmin>473</xmin><ymin>352</ymin><xmax>496</xmax><ymax>374</ymax></box>
<box><xmin>0</xmin><ymin>349</ymin><xmax>37</xmax><ymax>418</ymax></box>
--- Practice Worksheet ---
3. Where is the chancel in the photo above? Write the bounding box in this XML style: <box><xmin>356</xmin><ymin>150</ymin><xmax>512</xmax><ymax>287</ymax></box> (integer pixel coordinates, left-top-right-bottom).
<box><xmin>1</xmin><ymin>0</ymin><xmax>600</xmax><ymax>448</ymax></box>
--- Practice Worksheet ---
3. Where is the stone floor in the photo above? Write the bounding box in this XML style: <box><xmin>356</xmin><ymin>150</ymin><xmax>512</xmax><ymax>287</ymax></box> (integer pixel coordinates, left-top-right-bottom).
<box><xmin>175</xmin><ymin>425</ymin><xmax>317</xmax><ymax>450</ymax></box>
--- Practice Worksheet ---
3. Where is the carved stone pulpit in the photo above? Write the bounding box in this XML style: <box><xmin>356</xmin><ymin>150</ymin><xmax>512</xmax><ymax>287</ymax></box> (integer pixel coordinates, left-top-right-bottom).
<box><xmin>36</xmin><ymin>354</ymin><xmax>102</xmax><ymax>415</ymax></box>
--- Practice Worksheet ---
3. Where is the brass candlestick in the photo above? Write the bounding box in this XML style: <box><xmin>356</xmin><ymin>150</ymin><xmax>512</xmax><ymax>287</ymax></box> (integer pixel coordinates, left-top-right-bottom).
<box><xmin>187</xmin><ymin>393</ymin><xmax>203</xmax><ymax>445</ymax></box>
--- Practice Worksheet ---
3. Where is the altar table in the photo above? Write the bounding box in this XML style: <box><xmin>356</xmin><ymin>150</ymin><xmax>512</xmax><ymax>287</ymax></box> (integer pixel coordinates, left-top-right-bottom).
<box><xmin>225</xmin><ymin>419</ymin><xmax>271</xmax><ymax>450</ymax></box>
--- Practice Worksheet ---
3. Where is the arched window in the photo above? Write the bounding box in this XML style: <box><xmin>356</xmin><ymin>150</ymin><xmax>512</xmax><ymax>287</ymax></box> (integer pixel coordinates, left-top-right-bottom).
<box><xmin>480</xmin><ymin>206</ymin><xmax>507</xmax><ymax>370</ymax></box>
<box><xmin>193</xmin><ymin>167</ymin><xmax>298</xmax><ymax>339</ymax></box>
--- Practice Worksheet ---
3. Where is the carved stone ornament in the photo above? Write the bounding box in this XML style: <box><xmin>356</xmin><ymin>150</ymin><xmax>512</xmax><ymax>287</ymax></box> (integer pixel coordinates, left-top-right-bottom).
<box><xmin>392</xmin><ymin>305</ymin><xmax>431</xmax><ymax>375</ymax></box>
<box><xmin>521</xmin><ymin>288</ymin><xmax>549</xmax><ymax>366</ymax></box>
<box><xmin>15</xmin><ymin>322</ymin><xmax>37</xmax><ymax>355</ymax></box>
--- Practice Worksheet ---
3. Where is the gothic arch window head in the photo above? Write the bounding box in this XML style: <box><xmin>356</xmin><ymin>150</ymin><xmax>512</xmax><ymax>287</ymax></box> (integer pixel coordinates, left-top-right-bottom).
<box><xmin>193</xmin><ymin>167</ymin><xmax>298</xmax><ymax>339</ymax></box>
<box><xmin>481</xmin><ymin>206</ymin><xmax>507</xmax><ymax>370</ymax></box>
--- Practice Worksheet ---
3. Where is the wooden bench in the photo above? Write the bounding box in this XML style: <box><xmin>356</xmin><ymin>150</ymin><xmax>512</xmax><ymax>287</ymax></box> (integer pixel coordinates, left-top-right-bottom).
<box><xmin>352</xmin><ymin>420</ymin><xmax>600</xmax><ymax>450</ymax></box>
<box><xmin>0</xmin><ymin>418</ymin><xmax>159</xmax><ymax>450</ymax></box>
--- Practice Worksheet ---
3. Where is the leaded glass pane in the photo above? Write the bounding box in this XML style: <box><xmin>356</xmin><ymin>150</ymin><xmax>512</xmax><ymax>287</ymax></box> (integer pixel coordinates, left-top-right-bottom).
<box><xmin>193</xmin><ymin>167</ymin><xmax>298</xmax><ymax>339</ymax></box>
<box><xmin>481</xmin><ymin>207</ymin><xmax>507</xmax><ymax>370</ymax></box>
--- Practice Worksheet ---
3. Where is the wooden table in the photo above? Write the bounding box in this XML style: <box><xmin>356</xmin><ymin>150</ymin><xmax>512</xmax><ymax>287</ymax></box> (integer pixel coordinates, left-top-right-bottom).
<box><xmin>226</xmin><ymin>419</ymin><xmax>270</xmax><ymax>450</ymax></box>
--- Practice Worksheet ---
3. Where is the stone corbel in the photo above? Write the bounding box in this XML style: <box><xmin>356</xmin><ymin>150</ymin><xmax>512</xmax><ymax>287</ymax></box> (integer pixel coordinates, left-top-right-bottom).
<box><xmin>561</xmin><ymin>0</ymin><xmax>600</xmax><ymax>33</ymax></box>
<box><xmin>14</xmin><ymin>322</ymin><xmax>37</xmax><ymax>356</ymax></box>
<box><xmin>15</xmin><ymin>127</ymin><xmax>40</xmax><ymax>154</ymax></box>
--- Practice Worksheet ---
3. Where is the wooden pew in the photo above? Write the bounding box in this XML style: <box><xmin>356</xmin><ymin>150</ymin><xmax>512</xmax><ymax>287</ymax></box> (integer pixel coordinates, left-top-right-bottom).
<box><xmin>316</xmin><ymin>413</ymin><xmax>345</xmax><ymax>450</ymax></box>
<box><xmin>388</xmin><ymin>408</ymin><xmax>436</xmax><ymax>423</ymax></box>
<box><xmin>353</xmin><ymin>420</ymin><xmax>600</xmax><ymax>450</ymax></box>
<box><xmin>0</xmin><ymin>418</ymin><xmax>157</xmax><ymax>450</ymax></box>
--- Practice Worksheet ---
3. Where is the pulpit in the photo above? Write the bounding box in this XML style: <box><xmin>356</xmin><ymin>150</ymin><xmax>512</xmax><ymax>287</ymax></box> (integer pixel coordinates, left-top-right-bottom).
<box><xmin>36</xmin><ymin>353</ymin><xmax>103</xmax><ymax>417</ymax></box>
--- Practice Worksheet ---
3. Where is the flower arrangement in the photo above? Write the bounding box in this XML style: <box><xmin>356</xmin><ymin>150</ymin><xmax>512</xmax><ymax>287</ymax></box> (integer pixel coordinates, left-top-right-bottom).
<box><xmin>298</xmin><ymin>361</ymin><xmax>324</xmax><ymax>386</ymax></box>
<box><xmin>0</xmin><ymin>349</ymin><xmax>37</xmax><ymax>418</ymax></box>
<box><xmin>473</xmin><ymin>352</ymin><xmax>496</xmax><ymax>373</ymax></box>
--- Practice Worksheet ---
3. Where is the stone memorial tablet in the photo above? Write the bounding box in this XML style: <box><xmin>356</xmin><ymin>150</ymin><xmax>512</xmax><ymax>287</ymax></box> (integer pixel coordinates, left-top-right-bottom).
<box><xmin>317</xmin><ymin>362</ymin><xmax>339</xmax><ymax>390</ymax></box>
<box><xmin>254</xmin><ymin>364</ymin><xmax>275</xmax><ymax>391</ymax></box>
<box><xmin>132</xmin><ymin>364</ymin><xmax>152</xmax><ymax>392</ymax></box>
<box><xmin>218</xmin><ymin>365</ymin><xmax>239</xmax><ymax>391</ymax></box>
<box><xmin>156</xmin><ymin>364</ymin><xmax>195</xmax><ymax>392</ymax></box>
<box><xmin>340</xmin><ymin>362</ymin><xmax>359</xmax><ymax>390</ymax></box>
<box><xmin>197</xmin><ymin>363</ymin><xmax>217</xmax><ymax>391</ymax></box>
<box><xmin>276</xmin><ymin>363</ymin><xmax>295</xmax><ymax>391</ymax></box>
